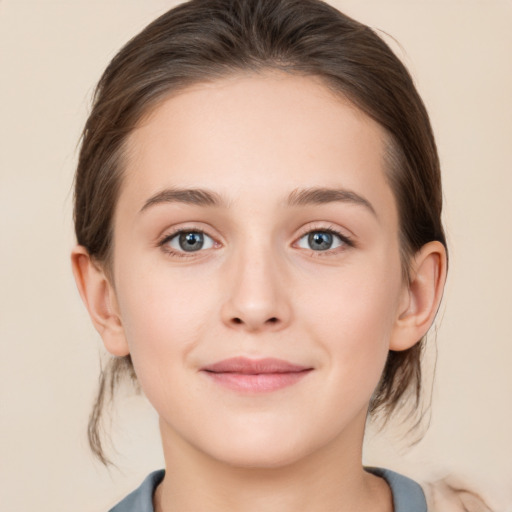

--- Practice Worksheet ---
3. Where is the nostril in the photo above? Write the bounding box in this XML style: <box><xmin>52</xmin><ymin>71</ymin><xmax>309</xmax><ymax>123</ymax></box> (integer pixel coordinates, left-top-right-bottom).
<box><xmin>231</xmin><ymin>317</ymin><xmax>279</xmax><ymax>326</ymax></box>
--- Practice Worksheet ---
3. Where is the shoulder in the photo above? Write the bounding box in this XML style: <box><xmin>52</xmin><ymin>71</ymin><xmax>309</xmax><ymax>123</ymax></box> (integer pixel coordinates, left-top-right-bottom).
<box><xmin>366</xmin><ymin>467</ymin><xmax>428</xmax><ymax>512</ymax></box>
<box><xmin>423</xmin><ymin>478</ymin><xmax>493</xmax><ymax>512</ymax></box>
<box><xmin>109</xmin><ymin>470</ymin><xmax>165</xmax><ymax>512</ymax></box>
<box><xmin>367</xmin><ymin>468</ymin><xmax>494</xmax><ymax>512</ymax></box>
<box><xmin>106</xmin><ymin>467</ymin><xmax>493</xmax><ymax>512</ymax></box>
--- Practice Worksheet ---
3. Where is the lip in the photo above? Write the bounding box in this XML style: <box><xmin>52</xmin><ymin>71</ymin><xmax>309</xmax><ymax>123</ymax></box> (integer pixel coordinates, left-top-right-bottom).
<box><xmin>200</xmin><ymin>357</ymin><xmax>313</xmax><ymax>393</ymax></box>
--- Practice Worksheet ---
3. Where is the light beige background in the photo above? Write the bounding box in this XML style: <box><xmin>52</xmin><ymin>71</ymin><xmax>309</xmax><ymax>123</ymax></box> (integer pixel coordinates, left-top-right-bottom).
<box><xmin>1</xmin><ymin>1</ymin><xmax>511</xmax><ymax>510</ymax></box>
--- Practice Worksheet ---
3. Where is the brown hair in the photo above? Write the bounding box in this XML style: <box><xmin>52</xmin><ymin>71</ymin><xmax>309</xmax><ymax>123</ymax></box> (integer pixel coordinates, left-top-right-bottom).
<box><xmin>74</xmin><ymin>0</ymin><xmax>446</xmax><ymax>465</ymax></box>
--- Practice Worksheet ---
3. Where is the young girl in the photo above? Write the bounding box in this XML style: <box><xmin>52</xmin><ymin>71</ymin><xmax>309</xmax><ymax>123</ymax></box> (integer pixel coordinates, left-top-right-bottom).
<box><xmin>71</xmin><ymin>0</ymin><xmax>451</xmax><ymax>510</ymax></box>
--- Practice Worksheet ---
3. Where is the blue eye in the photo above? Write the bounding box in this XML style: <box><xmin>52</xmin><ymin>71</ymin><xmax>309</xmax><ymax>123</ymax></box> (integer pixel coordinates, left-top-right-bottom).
<box><xmin>297</xmin><ymin>230</ymin><xmax>346</xmax><ymax>251</ymax></box>
<box><xmin>166</xmin><ymin>231</ymin><xmax>215</xmax><ymax>252</ymax></box>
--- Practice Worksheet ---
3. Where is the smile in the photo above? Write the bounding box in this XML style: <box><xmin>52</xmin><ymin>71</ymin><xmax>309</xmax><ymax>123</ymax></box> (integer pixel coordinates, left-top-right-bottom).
<box><xmin>200</xmin><ymin>357</ymin><xmax>314</xmax><ymax>393</ymax></box>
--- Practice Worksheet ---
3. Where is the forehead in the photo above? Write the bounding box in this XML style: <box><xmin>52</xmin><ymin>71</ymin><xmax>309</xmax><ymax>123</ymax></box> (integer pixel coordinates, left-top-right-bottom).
<box><xmin>119</xmin><ymin>72</ymin><xmax>396</xmax><ymax>221</ymax></box>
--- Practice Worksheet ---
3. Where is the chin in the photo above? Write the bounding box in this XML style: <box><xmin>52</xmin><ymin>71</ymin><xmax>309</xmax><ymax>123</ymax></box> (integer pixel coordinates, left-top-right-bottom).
<box><xmin>211</xmin><ymin>442</ymin><xmax>307</xmax><ymax>470</ymax></box>
<box><xmin>202</xmin><ymin>421</ymin><xmax>321</xmax><ymax>470</ymax></box>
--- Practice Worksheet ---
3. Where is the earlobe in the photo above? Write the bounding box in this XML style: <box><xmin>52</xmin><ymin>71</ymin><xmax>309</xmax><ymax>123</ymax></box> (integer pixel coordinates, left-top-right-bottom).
<box><xmin>390</xmin><ymin>241</ymin><xmax>447</xmax><ymax>351</ymax></box>
<box><xmin>71</xmin><ymin>245</ymin><xmax>130</xmax><ymax>357</ymax></box>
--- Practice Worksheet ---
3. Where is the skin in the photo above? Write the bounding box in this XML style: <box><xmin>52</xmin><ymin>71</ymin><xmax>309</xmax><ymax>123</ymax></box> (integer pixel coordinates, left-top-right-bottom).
<box><xmin>72</xmin><ymin>72</ymin><xmax>446</xmax><ymax>512</ymax></box>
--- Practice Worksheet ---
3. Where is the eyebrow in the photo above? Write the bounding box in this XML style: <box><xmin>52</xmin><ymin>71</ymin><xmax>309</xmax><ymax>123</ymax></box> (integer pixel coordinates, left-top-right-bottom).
<box><xmin>140</xmin><ymin>187</ymin><xmax>228</xmax><ymax>212</ymax></box>
<box><xmin>287</xmin><ymin>187</ymin><xmax>377</xmax><ymax>217</ymax></box>
<box><xmin>140</xmin><ymin>186</ymin><xmax>376</xmax><ymax>217</ymax></box>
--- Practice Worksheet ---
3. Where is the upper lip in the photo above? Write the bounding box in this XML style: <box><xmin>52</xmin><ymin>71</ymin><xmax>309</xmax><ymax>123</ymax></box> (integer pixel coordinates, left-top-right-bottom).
<box><xmin>201</xmin><ymin>357</ymin><xmax>312</xmax><ymax>374</ymax></box>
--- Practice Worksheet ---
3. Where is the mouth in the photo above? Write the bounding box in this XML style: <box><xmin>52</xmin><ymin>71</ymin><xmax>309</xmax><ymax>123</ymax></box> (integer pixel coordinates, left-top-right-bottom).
<box><xmin>200</xmin><ymin>357</ymin><xmax>313</xmax><ymax>393</ymax></box>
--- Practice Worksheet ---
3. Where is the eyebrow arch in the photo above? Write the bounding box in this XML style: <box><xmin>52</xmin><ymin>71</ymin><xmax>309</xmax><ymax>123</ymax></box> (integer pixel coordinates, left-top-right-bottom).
<box><xmin>140</xmin><ymin>187</ymin><xmax>228</xmax><ymax>213</ymax></box>
<box><xmin>140</xmin><ymin>185</ymin><xmax>377</xmax><ymax>217</ymax></box>
<box><xmin>287</xmin><ymin>187</ymin><xmax>377</xmax><ymax>217</ymax></box>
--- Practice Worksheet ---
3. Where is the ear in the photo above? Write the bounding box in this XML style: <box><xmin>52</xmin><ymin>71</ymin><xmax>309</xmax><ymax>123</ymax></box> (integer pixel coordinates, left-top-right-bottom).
<box><xmin>390</xmin><ymin>241</ymin><xmax>447</xmax><ymax>351</ymax></box>
<box><xmin>71</xmin><ymin>245</ymin><xmax>130</xmax><ymax>357</ymax></box>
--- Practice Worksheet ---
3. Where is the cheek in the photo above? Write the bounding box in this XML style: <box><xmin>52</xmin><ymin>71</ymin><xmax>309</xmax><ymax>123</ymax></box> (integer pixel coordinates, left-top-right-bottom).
<box><xmin>297</xmin><ymin>255</ymin><xmax>402</xmax><ymax>388</ymax></box>
<box><xmin>114</xmin><ymin>264</ymin><xmax>217</xmax><ymax>383</ymax></box>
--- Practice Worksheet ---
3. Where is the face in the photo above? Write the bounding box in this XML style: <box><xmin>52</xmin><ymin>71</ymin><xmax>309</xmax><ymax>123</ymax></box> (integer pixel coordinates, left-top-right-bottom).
<box><xmin>110</xmin><ymin>72</ymin><xmax>407</xmax><ymax>468</ymax></box>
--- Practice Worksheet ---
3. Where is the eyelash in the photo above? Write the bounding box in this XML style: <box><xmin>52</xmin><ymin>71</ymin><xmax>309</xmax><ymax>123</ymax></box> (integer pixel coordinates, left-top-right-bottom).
<box><xmin>157</xmin><ymin>225</ymin><xmax>354</xmax><ymax>259</ymax></box>
<box><xmin>157</xmin><ymin>226</ymin><xmax>216</xmax><ymax>259</ymax></box>
<box><xmin>295</xmin><ymin>224</ymin><xmax>354</xmax><ymax>257</ymax></box>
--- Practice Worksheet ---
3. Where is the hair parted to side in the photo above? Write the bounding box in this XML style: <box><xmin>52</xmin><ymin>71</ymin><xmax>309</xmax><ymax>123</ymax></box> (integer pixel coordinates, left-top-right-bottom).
<box><xmin>74</xmin><ymin>0</ymin><xmax>447</xmax><ymax>465</ymax></box>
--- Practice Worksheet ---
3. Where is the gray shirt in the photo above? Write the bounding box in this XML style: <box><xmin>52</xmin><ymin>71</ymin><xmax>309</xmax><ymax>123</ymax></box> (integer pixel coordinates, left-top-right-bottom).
<box><xmin>109</xmin><ymin>467</ymin><xmax>427</xmax><ymax>512</ymax></box>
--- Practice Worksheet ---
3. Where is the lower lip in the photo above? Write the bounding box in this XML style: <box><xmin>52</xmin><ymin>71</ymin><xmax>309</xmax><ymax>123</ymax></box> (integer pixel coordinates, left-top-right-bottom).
<box><xmin>203</xmin><ymin>370</ymin><xmax>312</xmax><ymax>393</ymax></box>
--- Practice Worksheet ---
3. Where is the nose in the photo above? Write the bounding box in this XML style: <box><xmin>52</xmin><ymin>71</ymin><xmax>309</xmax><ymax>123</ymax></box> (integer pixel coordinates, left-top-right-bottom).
<box><xmin>220</xmin><ymin>244</ymin><xmax>292</xmax><ymax>333</ymax></box>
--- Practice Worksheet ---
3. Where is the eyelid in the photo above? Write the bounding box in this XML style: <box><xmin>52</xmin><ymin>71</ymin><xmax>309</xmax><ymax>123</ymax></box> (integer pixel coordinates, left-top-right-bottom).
<box><xmin>157</xmin><ymin>225</ymin><xmax>221</xmax><ymax>257</ymax></box>
<box><xmin>295</xmin><ymin>223</ymin><xmax>354</xmax><ymax>242</ymax></box>
<box><xmin>155</xmin><ymin>222</ymin><xmax>355</xmax><ymax>259</ymax></box>
<box><xmin>293</xmin><ymin>223</ymin><xmax>355</xmax><ymax>253</ymax></box>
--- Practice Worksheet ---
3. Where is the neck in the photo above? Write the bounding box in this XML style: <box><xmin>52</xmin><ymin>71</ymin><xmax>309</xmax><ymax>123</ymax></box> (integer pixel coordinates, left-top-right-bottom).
<box><xmin>154</xmin><ymin>416</ymin><xmax>392</xmax><ymax>512</ymax></box>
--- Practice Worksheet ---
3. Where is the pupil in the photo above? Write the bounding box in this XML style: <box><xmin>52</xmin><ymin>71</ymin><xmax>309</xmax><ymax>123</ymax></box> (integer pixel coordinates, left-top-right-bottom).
<box><xmin>179</xmin><ymin>232</ymin><xmax>204</xmax><ymax>251</ymax></box>
<box><xmin>309</xmin><ymin>232</ymin><xmax>332</xmax><ymax>250</ymax></box>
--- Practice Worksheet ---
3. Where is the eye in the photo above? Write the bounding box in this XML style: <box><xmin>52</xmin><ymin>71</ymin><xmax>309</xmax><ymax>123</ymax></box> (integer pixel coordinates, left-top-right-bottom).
<box><xmin>164</xmin><ymin>230</ymin><xmax>215</xmax><ymax>253</ymax></box>
<box><xmin>296</xmin><ymin>230</ymin><xmax>348</xmax><ymax>251</ymax></box>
